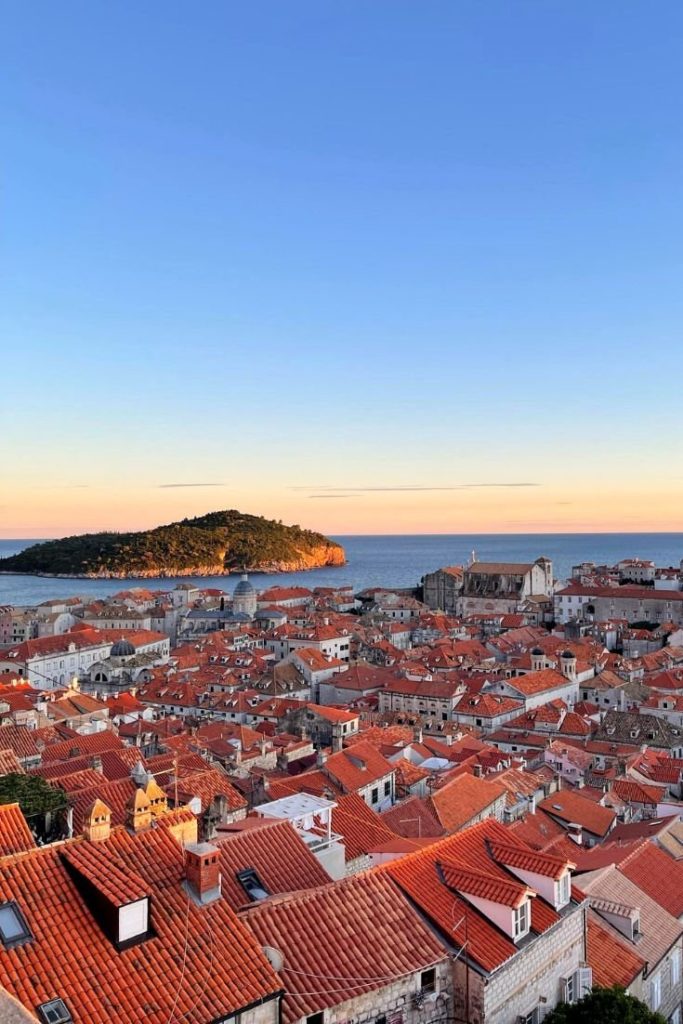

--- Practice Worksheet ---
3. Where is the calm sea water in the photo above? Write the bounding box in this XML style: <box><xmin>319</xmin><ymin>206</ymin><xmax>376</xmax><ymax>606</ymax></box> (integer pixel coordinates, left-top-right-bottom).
<box><xmin>1</xmin><ymin>534</ymin><xmax>682</xmax><ymax>607</ymax></box>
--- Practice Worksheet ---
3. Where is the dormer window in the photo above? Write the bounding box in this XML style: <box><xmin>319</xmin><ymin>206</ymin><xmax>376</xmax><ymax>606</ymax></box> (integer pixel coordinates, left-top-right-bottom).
<box><xmin>513</xmin><ymin>900</ymin><xmax>530</xmax><ymax>940</ymax></box>
<box><xmin>556</xmin><ymin>871</ymin><xmax>571</xmax><ymax>908</ymax></box>
<box><xmin>0</xmin><ymin>901</ymin><xmax>32</xmax><ymax>949</ymax></box>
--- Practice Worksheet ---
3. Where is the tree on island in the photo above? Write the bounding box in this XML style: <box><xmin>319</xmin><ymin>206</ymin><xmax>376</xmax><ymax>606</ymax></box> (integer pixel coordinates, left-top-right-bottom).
<box><xmin>543</xmin><ymin>987</ymin><xmax>666</xmax><ymax>1024</ymax></box>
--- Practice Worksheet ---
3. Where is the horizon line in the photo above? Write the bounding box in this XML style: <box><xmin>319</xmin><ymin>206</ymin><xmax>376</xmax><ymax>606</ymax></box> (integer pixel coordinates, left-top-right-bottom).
<box><xmin>3</xmin><ymin>528</ymin><xmax>683</xmax><ymax>541</ymax></box>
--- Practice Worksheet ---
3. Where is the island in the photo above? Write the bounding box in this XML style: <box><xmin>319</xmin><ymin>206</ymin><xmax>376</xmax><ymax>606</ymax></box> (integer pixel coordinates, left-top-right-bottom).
<box><xmin>0</xmin><ymin>510</ymin><xmax>346</xmax><ymax>578</ymax></box>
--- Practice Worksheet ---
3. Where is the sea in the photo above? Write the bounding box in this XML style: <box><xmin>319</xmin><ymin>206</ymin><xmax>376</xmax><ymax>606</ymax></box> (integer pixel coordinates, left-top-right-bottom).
<box><xmin>1</xmin><ymin>533</ymin><xmax>683</xmax><ymax>607</ymax></box>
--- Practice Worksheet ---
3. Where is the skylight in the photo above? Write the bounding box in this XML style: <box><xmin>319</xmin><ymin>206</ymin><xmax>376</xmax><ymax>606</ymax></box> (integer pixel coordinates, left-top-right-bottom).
<box><xmin>236</xmin><ymin>868</ymin><xmax>270</xmax><ymax>902</ymax></box>
<box><xmin>0</xmin><ymin>901</ymin><xmax>32</xmax><ymax>949</ymax></box>
<box><xmin>36</xmin><ymin>999</ymin><xmax>73</xmax><ymax>1024</ymax></box>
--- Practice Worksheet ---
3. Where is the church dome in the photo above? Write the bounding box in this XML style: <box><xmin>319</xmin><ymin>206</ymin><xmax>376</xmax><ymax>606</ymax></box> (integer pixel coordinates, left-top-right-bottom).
<box><xmin>561</xmin><ymin>650</ymin><xmax>575</xmax><ymax>659</ymax></box>
<box><xmin>233</xmin><ymin>574</ymin><xmax>256</xmax><ymax>597</ymax></box>
<box><xmin>111</xmin><ymin>638</ymin><xmax>135</xmax><ymax>658</ymax></box>
<box><xmin>531</xmin><ymin>647</ymin><xmax>544</xmax><ymax>656</ymax></box>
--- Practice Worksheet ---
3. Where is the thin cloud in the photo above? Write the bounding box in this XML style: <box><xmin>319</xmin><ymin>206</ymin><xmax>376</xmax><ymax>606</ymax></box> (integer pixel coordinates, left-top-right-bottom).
<box><xmin>292</xmin><ymin>483</ymin><xmax>539</xmax><ymax>494</ymax></box>
<box><xmin>308</xmin><ymin>494</ymin><xmax>360</xmax><ymax>499</ymax></box>
<box><xmin>158</xmin><ymin>482</ymin><xmax>226</xmax><ymax>489</ymax></box>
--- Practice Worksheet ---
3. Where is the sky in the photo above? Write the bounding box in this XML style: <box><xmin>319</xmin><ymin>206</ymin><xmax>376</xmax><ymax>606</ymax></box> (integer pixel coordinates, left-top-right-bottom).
<box><xmin>2</xmin><ymin>1</ymin><xmax>683</xmax><ymax>538</ymax></box>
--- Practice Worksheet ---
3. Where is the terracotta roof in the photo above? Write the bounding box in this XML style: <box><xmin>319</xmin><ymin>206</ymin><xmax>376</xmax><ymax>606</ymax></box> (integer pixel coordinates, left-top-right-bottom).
<box><xmin>330</xmin><ymin>793</ymin><xmax>398</xmax><ymax>861</ymax></box>
<box><xmin>40</xmin><ymin>730</ymin><xmax>124</xmax><ymax>764</ymax></box>
<box><xmin>381</xmin><ymin>796</ymin><xmax>445</xmax><ymax>839</ymax></box>
<box><xmin>537</xmin><ymin>790</ymin><xmax>616</xmax><ymax>838</ymax></box>
<box><xmin>619</xmin><ymin>842</ymin><xmax>683</xmax><ymax>918</ymax></box>
<box><xmin>429</xmin><ymin>773</ymin><xmax>506</xmax><ymax>833</ymax></box>
<box><xmin>0</xmin><ymin>750</ymin><xmax>25</xmax><ymax>776</ymax></box>
<box><xmin>324</xmin><ymin>741</ymin><xmax>394</xmax><ymax>792</ymax></box>
<box><xmin>0</xmin><ymin>804</ymin><xmax>36</xmax><ymax>857</ymax></box>
<box><xmin>487</xmin><ymin>839</ymin><xmax>574</xmax><ymax>881</ymax></box>
<box><xmin>0</xmin><ymin>823</ymin><xmax>281</xmax><ymax>1022</ymax></box>
<box><xmin>242</xmin><ymin>871</ymin><xmax>448</xmax><ymax>1024</ymax></box>
<box><xmin>213</xmin><ymin>818</ymin><xmax>331</xmax><ymax>908</ymax></box>
<box><xmin>0</xmin><ymin>726</ymin><xmax>40</xmax><ymax>763</ymax></box>
<box><xmin>580</xmin><ymin>864</ymin><xmax>683</xmax><ymax>971</ymax></box>
<box><xmin>507</xmin><ymin>669</ymin><xmax>572</xmax><ymax>696</ymax></box>
<box><xmin>169</xmin><ymin>768</ymin><xmax>247</xmax><ymax>814</ymax></box>
<box><xmin>380</xmin><ymin>818</ymin><xmax>570</xmax><ymax>973</ymax></box>
<box><xmin>61</xmin><ymin>840</ymin><xmax>149</xmax><ymax>906</ymax></box>
<box><xmin>441</xmin><ymin>863</ymin><xmax>532</xmax><ymax>908</ymax></box>
<box><xmin>587</xmin><ymin>913</ymin><xmax>645</xmax><ymax>988</ymax></box>
<box><xmin>610</xmin><ymin>778</ymin><xmax>664</xmax><ymax>805</ymax></box>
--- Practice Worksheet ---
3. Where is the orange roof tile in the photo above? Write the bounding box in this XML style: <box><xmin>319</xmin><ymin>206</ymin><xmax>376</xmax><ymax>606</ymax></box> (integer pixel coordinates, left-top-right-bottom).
<box><xmin>429</xmin><ymin>773</ymin><xmax>506</xmax><ymax>833</ymax></box>
<box><xmin>619</xmin><ymin>842</ymin><xmax>683</xmax><ymax>918</ymax></box>
<box><xmin>380</xmin><ymin>819</ymin><xmax>569</xmax><ymax>973</ymax></box>
<box><xmin>587</xmin><ymin>913</ymin><xmax>645</xmax><ymax>988</ymax></box>
<box><xmin>0</xmin><ymin>823</ymin><xmax>281</xmax><ymax>1022</ymax></box>
<box><xmin>243</xmin><ymin>871</ymin><xmax>447</xmax><ymax>1024</ymax></box>
<box><xmin>214</xmin><ymin>818</ymin><xmax>331</xmax><ymax>908</ymax></box>
<box><xmin>0</xmin><ymin>804</ymin><xmax>36</xmax><ymax>857</ymax></box>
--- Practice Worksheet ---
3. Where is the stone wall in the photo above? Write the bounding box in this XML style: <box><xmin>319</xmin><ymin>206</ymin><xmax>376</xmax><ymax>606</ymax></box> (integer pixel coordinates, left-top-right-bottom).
<box><xmin>450</xmin><ymin>904</ymin><xmax>586</xmax><ymax>1024</ymax></box>
<box><xmin>291</xmin><ymin>959</ymin><xmax>452</xmax><ymax>1024</ymax></box>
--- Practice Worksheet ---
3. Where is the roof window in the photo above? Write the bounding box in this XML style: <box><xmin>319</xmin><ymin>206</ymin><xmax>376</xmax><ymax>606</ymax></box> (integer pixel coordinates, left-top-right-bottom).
<box><xmin>236</xmin><ymin>868</ymin><xmax>270</xmax><ymax>902</ymax></box>
<box><xmin>37</xmin><ymin>1000</ymin><xmax>73</xmax><ymax>1024</ymax></box>
<box><xmin>0</xmin><ymin>900</ymin><xmax>32</xmax><ymax>949</ymax></box>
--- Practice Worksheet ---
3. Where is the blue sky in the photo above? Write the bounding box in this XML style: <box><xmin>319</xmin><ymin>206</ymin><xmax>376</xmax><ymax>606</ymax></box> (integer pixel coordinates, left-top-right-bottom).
<box><xmin>3</xmin><ymin>2</ymin><xmax>683</xmax><ymax>536</ymax></box>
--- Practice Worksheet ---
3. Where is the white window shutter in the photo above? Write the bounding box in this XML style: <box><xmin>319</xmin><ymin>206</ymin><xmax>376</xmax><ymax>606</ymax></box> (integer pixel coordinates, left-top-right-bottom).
<box><xmin>560</xmin><ymin>977</ymin><xmax>569</xmax><ymax>1003</ymax></box>
<box><xmin>579</xmin><ymin>967</ymin><xmax>592</xmax><ymax>998</ymax></box>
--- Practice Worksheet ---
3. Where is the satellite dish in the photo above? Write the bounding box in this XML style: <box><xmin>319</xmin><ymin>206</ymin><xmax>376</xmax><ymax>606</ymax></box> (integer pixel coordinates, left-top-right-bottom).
<box><xmin>263</xmin><ymin>945</ymin><xmax>284</xmax><ymax>972</ymax></box>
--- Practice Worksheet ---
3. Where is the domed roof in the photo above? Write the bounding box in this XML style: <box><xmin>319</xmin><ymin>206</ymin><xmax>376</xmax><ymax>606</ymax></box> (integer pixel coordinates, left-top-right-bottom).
<box><xmin>561</xmin><ymin>649</ymin><xmax>575</xmax><ymax>659</ymax></box>
<box><xmin>233</xmin><ymin>574</ymin><xmax>256</xmax><ymax>597</ymax></box>
<box><xmin>531</xmin><ymin>646</ymin><xmax>544</xmax><ymax>656</ymax></box>
<box><xmin>111</xmin><ymin>638</ymin><xmax>135</xmax><ymax>657</ymax></box>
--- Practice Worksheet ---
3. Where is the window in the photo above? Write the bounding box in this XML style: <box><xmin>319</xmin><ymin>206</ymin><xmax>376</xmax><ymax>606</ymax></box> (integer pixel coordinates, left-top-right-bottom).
<box><xmin>236</xmin><ymin>868</ymin><xmax>270</xmax><ymax>902</ymax></box>
<box><xmin>556</xmin><ymin>871</ymin><xmax>571</xmax><ymax>908</ymax></box>
<box><xmin>307</xmin><ymin>1014</ymin><xmax>324</xmax><ymax>1024</ymax></box>
<box><xmin>371</xmin><ymin>788</ymin><xmax>379</xmax><ymax>805</ymax></box>
<box><xmin>650</xmin><ymin>973</ymin><xmax>661</xmax><ymax>1010</ymax></box>
<box><xmin>520</xmin><ymin>1009</ymin><xmax>541</xmax><ymax>1024</ymax></box>
<box><xmin>513</xmin><ymin>900</ymin><xmax>530</xmax><ymax>939</ymax></box>
<box><xmin>36</xmin><ymin>999</ymin><xmax>73</xmax><ymax>1024</ymax></box>
<box><xmin>420</xmin><ymin>968</ymin><xmax>436</xmax><ymax>994</ymax></box>
<box><xmin>0</xmin><ymin>901</ymin><xmax>32</xmax><ymax>949</ymax></box>
<box><xmin>672</xmin><ymin>948</ymin><xmax>681</xmax><ymax>986</ymax></box>
<box><xmin>384</xmin><ymin>780</ymin><xmax>391</xmax><ymax>797</ymax></box>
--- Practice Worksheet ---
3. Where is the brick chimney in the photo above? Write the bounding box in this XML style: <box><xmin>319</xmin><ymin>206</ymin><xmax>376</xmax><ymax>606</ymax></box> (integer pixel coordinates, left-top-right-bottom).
<box><xmin>84</xmin><ymin>799</ymin><xmax>112</xmax><ymax>842</ymax></box>
<box><xmin>185</xmin><ymin>843</ymin><xmax>222</xmax><ymax>904</ymax></box>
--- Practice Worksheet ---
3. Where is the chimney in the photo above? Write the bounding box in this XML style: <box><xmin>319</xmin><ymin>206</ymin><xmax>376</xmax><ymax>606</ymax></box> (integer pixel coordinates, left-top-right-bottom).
<box><xmin>413</xmin><ymin>725</ymin><xmax>423</xmax><ymax>744</ymax></box>
<box><xmin>84</xmin><ymin>799</ymin><xmax>112</xmax><ymax>842</ymax></box>
<box><xmin>145</xmin><ymin>778</ymin><xmax>168</xmax><ymax>818</ymax></box>
<box><xmin>90</xmin><ymin>754</ymin><xmax>103</xmax><ymax>774</ymax></box>
<box><xmin>316</xmin><ymin>748</ymin><xmax>328</xmax><ymax>767</ymax></box>
<box><xmin>473</xmin><ymin>764</ymin><xmax>483</xmax><ymax>778</ymax></box>
<box><xmin>567</xmin><ymin>822</ymin><xmax>583</xmax><ymax>845</ymax></box>
<box><xmin>126</xmin><ymin>788</ymin><xmax>152</xmax><ymax>833</ymax></box>
<box><xmin>185</xmin><ymin>843</ymin><xmax>221</xmax><ymax>904</ymax></box>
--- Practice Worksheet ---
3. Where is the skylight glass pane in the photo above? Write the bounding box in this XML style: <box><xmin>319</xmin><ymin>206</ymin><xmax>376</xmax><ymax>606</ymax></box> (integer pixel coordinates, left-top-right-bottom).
<box><xmin>0</xmin><ymin>904</ymin><xmax>27</xmax><ymax>941</ymax></box>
